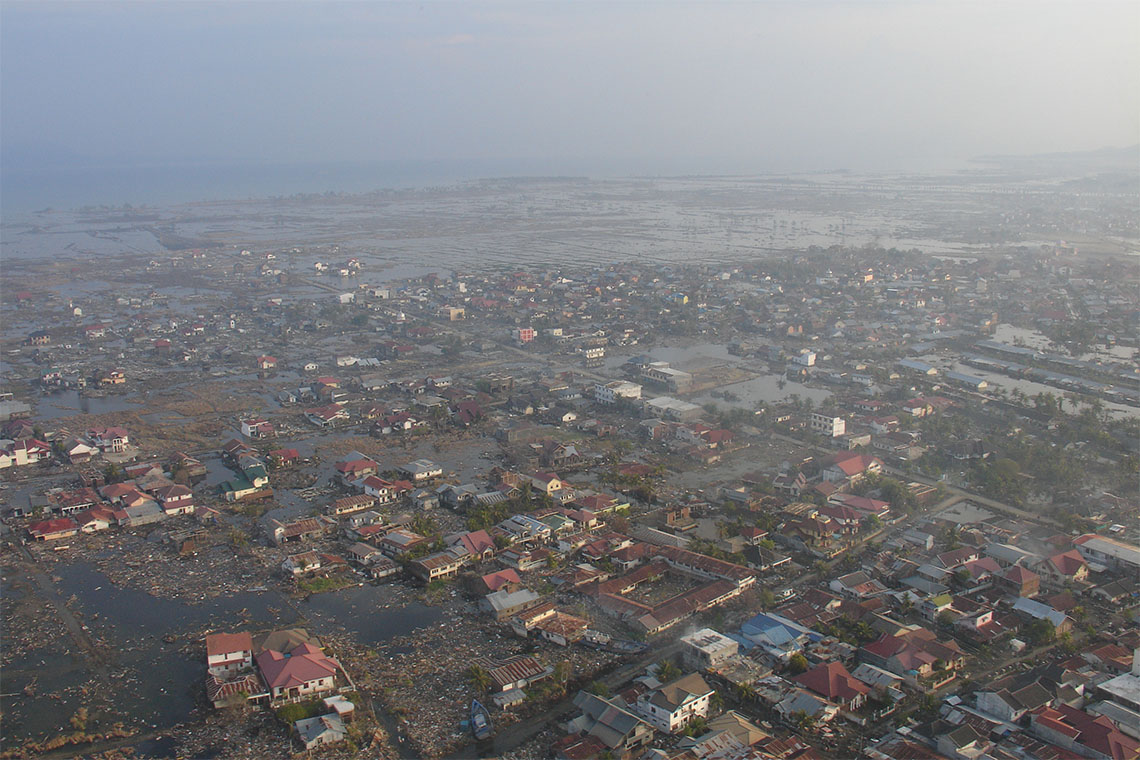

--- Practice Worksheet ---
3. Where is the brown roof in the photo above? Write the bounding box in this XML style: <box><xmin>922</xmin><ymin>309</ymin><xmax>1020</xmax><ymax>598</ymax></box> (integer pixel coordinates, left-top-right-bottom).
<box><xmin>206</xmin><ymin>631</ymin><xmax>253</xmax><ymax>656</ymax></box>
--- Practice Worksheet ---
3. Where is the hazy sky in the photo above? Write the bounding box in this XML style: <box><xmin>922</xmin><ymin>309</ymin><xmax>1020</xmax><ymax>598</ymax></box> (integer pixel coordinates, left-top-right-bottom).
<box><xmin>2</xmin><ymin>1</ymin><xmax>1137</xmax><ymax>173</ymax></box>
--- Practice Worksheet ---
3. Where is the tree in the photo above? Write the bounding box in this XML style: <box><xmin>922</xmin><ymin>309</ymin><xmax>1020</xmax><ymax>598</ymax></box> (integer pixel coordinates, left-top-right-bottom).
<box><xmin>791</xmin><ymin>710</ymin><xmax>816</xmax><ymax>731</ymax></box>
<box><xmin>898</xmin><ymin>596</ymin><xmax>914</xmax><ymax>616</ymax></box>
<box><xmin>103</xmin><ymin>462</ymin><xmax>126</xmax><ymax>484</ymax></box>
<box><xmin>467</xmin><ymin>664</ymin><xmax>492</xmax><ymax>693</ymax></box>
<box><xmin>1057</xmin><ymin>631</ymin><xmax>1077</xmax><ymax>654</ymax></box>
<box><xmin>788</xmin><ymin>653</ymin><xmax>809</xmax><ymax>675</ymax></box>
<box><xmin>977</xmin><ymin>457</ymin><xmax>1026</xmax><ymax>506</ymax></box>
<box><xmin>684</xmin><ymin>716</ymin><xmax>710</xmax><ymax>737</ymax></box>
<box><xmin>228</xmin><ymin>527</ymin><xmax>249</xmax><ymax>550</ymax></box>
<box><xmin>587</xmin><ymin>680</ymin><xmax>611</xmax><ymax>698</ymax></box>
<box><xmin>1024</xmin><ymin>617</ymin><xmax>1055</xmax><ymax>647</ymax></box>
<box><xmin>657</xmin><ymin>659</ymin><xmax>681</xmax><ymax>682</ymax></box>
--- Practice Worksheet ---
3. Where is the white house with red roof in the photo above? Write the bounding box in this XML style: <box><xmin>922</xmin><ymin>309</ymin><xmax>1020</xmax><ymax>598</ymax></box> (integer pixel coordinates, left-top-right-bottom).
<box><xmin>821</xmin><ymin>452</ymin><xmax>882</xmax><ymax>484</ymax></box>
<box><xmin>77</xmin><ymin>506</ymin><xmax>116</xmax><ymax>533</ymax></box>
<box><xmin>1034</xmin><ymin>549</ymin><xmax>1090</xmax><ymax>587</ymax></box>
<box><xmin>255</xmin><ymin>642</ymin><xmax>340</xmax><ymax>704</ymax></box>
<box><xmin>306</xmin><ymin>403</ymin><xmax>348</xmax><ymax>427</ymax></box>
<box><xmin>359</xmin><ymin>475</ymin><xmax>396</xmax><ymax>502</ymax></box>
<box><xmin>206</xmin><ymin>632</ymin><xmax>254</xmax><ymax>678</ymax></box>
<box><xmin>240</xmin><ymin>418</ymin><xmax>275</xmax><ymax>439</ymax></box>
<box><xmin>154</xmin><ymin>484</ymin><xmax>195</xmax><ymax>515</ymax></box>
<box><xmin>0</xmin><ymin>438</ymin><xmax>51</xmax><ymax>468</ymax></box>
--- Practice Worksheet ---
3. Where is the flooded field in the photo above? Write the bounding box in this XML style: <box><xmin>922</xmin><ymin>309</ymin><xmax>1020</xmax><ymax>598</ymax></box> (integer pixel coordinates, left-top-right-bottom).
<box><xmin>35</xmin><ymin>390</ymin><xmax>142</xmax><ymax>419</ymax></box>
<box><xmin>6</xmin><ymin>173</ymin><xmax>1096</xmax><ymax>275</ymax></box>
<box><xmin>0</xmin><ymin>559</ymin><xmax>448</xmax><ymax>745</ymax></box>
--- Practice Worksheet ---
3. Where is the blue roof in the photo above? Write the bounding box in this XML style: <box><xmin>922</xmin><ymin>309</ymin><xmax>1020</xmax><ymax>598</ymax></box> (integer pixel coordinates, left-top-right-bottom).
<box><xmin>740</xmin><ymin>612</ymin><xmax>822</xmax><ymax>645</ymax></box>
<box><xmin>1012</xmin><ymin>597</ymin><xmax>1068</xmax><ymax>627</ymax></box>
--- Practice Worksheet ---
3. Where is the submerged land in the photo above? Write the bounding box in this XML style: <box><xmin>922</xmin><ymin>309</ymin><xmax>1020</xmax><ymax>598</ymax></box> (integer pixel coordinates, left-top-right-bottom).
<box><xmin>1</xmin><ymin>163</ymin><xmax>1138</xmax><ymax>760</ymax></box>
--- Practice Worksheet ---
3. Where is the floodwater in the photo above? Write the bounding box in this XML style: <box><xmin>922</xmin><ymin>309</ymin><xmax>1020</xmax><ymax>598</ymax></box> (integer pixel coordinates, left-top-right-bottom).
<box><xmin>992</xmin><ymin>323</ymin><xmax>1138</xmax><ymax>364</ymax></box>
<box><xmin>2</xmin><ymin>561</ymin><xmax>298</xmax><ymax>742</ymax></box>
<box><xmin>2</xmin><ymin>561</ymin><xmax>447</xmax><ymax>744</ymax></box>
<box><xmin>693</xmin><ymin>375</ymin><xmax>832</xmax><ymax>410</ymax></box>
<box><xmin>948</xmin><ymin>361</ymin><xmax>1137</xmax><ymax>419</ymax></box>
<box><xmin>298</xmin><ymin>584</ymin><xmax>443</xmax><ymax>645</ymax></box>
<box><xmin>36</xmin><ymin>390</ymin><xmax>141</xmax><ymax>420</ymax></box>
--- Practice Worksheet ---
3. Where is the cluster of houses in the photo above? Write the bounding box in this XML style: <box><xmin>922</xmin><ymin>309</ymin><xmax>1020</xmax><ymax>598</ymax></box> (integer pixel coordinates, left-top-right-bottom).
<box><xmin>0</xmin><ymin>421</ymin><xmax>132</xmax><ymax>470</ymax></box>
<box><xmin>218</xmin><ymin>438</ymin><xmax>272</xmax><ymax>502</ymax></box>
<box><xmin>26</xmin><ymin>459</ymin><xmax>197</xmax><ymax>539</ymax></box>
<box><xmin>204</xmin><ymin>628</ymin><xmax>356</xmax><ymax>750</ymax></box>
<box><xmin>864</xmin><ymin>643</ymin><xmax>1140</xmax><ymax>760</ymax></box>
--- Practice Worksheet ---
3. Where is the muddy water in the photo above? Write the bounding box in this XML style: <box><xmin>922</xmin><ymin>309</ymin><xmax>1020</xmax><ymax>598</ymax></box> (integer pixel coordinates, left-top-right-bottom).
<box><xmin>35</xmin><ymin>390</ymin><xmax>141</xmax><ymax>420</ymax></box>
<box><xmin>2</xmin><ymin>561</ymin><xmax>443</xmax><ymax>744</ymax></box>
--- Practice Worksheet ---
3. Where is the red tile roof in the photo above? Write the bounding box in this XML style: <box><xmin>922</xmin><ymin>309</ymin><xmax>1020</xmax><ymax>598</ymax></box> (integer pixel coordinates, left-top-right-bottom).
<box><xmin>794</xmin><ymin>661</ymin><xmax>869</xmax><ymax>703</ymax></box>
<box><xmin>255</xmin><ymin>643</ymin><xmax>339</xmax><ymax>690</ymax></box>
<box><xmin>206</xmin><ymin>631</ymin><xmax>253</xmax><ymax>656</ymax></box>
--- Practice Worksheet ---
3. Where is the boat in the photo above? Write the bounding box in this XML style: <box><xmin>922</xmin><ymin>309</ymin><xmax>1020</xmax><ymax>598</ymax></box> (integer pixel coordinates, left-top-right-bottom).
<box><xmin>470</xmin><ymin>699</ymin><xmax>493</xmax><ymax>740</ymax></box>
<box><xmin>607</xmin><ymin>639</ymin><xmax>649</xmax><ymax>655</ymax></box>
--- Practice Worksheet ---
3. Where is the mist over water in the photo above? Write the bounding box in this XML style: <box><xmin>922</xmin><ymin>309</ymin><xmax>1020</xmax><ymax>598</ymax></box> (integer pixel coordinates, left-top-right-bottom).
<box><xmin>2</xmin><ymin>156</ymin><xmax>978</xmax><ymax>216</ymax></box>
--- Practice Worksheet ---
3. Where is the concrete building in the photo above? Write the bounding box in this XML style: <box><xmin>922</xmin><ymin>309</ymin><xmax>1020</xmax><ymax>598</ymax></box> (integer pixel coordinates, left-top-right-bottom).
<box><xmin>595</xmin><ymin>380</ymin><xmax>642</xmax><ymax>404</ymax></box>
<box><xmin>811</xmin><ymin>413</ymin><xmax>846</xmax><ymax>438</ymax></box>
<box><xmin>640</xmin><ymin>362</ymin><xmax>694</xmax><ymax>392</ymax></box>
<box><xmin>681</xmin><ymin>628</ymin><xmax>739</xmax><ymax>671</ymax></box>
<box><xmin>634</xmin><ymin>673</ymin><xmax>714</xmax><ymax>734</ymax></box>
<box><xmin>1073</xmin><ymin>534</ymin><xmax>1140</xmax><ymax>573</ymax></box>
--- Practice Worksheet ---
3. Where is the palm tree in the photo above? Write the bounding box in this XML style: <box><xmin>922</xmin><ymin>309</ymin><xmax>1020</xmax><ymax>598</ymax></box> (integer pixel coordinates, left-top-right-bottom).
<box><xmin>553</xmin><ymin>660</ymin><xmax>572</xmax><ymax>692</ymax></box>
<box><xmin>656</xmin><ymin>659</ymin><xmax>682</xmax><ymax>682</ymax></box>
<box><xmin>467</xmin><ymin>664</ymin><xmax>492</xmax><ymax>693</ymax></box>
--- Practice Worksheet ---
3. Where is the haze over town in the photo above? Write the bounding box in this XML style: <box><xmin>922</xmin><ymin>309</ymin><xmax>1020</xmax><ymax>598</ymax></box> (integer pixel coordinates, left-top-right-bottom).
<box><xmin>1</xmin><ymin>3</ymin><xmax>1138</xmax><ymax>760</ymax></box>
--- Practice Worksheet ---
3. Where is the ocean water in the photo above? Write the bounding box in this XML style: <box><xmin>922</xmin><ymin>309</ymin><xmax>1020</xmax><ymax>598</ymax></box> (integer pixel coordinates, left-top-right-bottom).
<box><xmin>0</xmin><ymin>153</ymin><xmax>847</xmax><ymax>214</ymax></box>
<box><xmin>0</xmin><ymin>159</ymin><xmax>512</xmax><ymax>213</ymax></box>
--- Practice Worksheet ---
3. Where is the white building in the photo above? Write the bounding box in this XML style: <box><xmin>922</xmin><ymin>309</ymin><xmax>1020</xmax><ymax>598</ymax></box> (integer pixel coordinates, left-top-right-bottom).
<box><xmin>680</xmin><ymin>628</ymin><xmax>739</xmax><ymax>671</ymax></box>
<box><xmin>595</xmin><ymin>380</ymin><xmax>642</xmax><ymax>405</ymax></box>
<box><xmin>205</xmin><ymin>632</ymin><xmax>254</xmax><ymax>678</ymax></box>
<box><xmin>1072</xmin><ymin>534</ymin><xmax>1140</xmax><ymax>573</ymax></box>
<box><xmin>635</xmin><ymin>673</ymin><xmax>715</xmax><ymax>734</ymax></box>
<box><xmin>811</xmin><ymin>413</ymin><xmax>846</xmax><ymax>438</ymax></box>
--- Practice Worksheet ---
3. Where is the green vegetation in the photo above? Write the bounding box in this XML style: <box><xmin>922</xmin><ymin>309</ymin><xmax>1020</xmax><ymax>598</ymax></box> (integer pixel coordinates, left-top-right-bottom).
<box><xmin>656</xmin><ymin>659</ymin><xmax>682</xmax><ymax>682</ymax></box>
<box><xmin>275</xmin><ymin>700</ymin><xmax>324</xmax><ymax>724</ymax></box>
<box><xmin>297</xmin><ymin>576</ymin><xmax>354</xmax><ymax>594</ymax></box>
<box><xmin>684</xmin><ymin>716</ymin><xmax>709</xmax><ymax>737</ymax></box>
<box><xmin>468</xmin><ymin>664</ymin><xmax>491</xmax><ymax>693</ymax></box>
<box><xmin>1023</xmin><ymin>617</ymin><xmax>1056</xmax><ymax>647</ymax></box>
